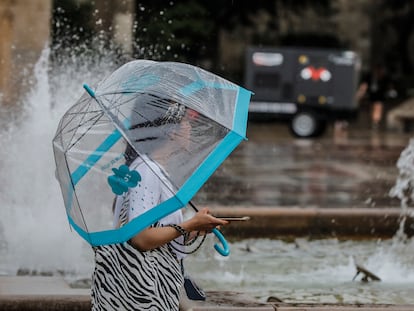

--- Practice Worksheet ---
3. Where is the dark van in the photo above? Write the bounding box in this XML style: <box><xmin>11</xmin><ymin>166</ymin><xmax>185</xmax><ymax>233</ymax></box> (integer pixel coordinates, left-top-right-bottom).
<box><xmin>245</xmin><ymin>46</ymin><xmax>361</xmax><ymax>137</ymax></box>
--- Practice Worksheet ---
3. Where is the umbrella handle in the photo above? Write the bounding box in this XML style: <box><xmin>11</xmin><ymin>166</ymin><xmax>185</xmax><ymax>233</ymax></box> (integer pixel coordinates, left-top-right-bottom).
<box><xmin>212</xmin><ymin>228</ymin><xmax>230</xmax><ymax>256</ymax></box>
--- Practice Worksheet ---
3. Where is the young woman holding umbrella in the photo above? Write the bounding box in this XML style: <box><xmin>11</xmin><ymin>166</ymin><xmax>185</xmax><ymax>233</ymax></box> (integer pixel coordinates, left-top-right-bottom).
<box><xmin>91</xmin><ymin>101</ymin><xmax>229</xmax><ymax>311</ymax></box>
<box><xmin>53</xmin><ymin>60</ymin><xmax>251</xmax><ymax>311</ymax></box>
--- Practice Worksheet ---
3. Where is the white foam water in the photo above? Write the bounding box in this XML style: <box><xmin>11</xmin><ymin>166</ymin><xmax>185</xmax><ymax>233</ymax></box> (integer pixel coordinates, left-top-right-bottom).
<box><xmin>185</xmin><ymin>238</ymin><xmax>414</xmax><ymax>304</ymax></box>
<box><xmin>0</xmin><ymin>45</ymin><xmax>118</xmax><ymax>278</ymax></box>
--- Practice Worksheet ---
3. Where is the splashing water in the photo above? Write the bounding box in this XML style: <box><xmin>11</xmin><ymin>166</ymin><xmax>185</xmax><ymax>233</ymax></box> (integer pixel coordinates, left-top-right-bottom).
<box><xmin>389</xmin><ymin>138</ymin><xmax>414</xmax><ymax>206</ymax></box>
<box><xmin>389</xmin><ymin>138</ymin><xmax>414</xmax><ymax>241</ymax></box>
<box><xmin>0</xmin><ymin>45</ymin><xmax>119</xmax><ymax>277</ymax></box>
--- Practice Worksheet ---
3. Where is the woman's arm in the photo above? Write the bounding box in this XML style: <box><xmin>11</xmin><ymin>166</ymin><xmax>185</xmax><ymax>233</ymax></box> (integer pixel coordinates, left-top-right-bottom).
<box><xmin>129</xmin><ymin>208</ymin><xmax>227</xmax><ymax>251</ymax></box>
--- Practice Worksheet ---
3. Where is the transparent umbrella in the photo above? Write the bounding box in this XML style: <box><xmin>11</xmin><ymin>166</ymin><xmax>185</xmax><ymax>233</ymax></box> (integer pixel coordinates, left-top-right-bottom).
<box><xmin>52</xmin><ymin>60</ymin><xmax>252</xmax><ymax>255</ymax></box>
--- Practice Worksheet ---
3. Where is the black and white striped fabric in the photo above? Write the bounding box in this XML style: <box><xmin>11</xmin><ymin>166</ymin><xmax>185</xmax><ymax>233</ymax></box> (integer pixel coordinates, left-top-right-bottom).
<box><xmin>91</xmin><ymin>241</ymin><xmax>183</xmax><ymax>310</ymax></box>
<box><xmin>91</xmin><ymin>193</ymin><xmax>184</xmax><ymax>310</ymax></box>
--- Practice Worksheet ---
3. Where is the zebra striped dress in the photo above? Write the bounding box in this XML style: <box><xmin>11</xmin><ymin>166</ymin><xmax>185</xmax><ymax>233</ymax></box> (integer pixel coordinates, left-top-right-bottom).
<box><xmin>91</xmin><ymin>158</ymin><xmax>184</xmax><ymax>310</ymax></box>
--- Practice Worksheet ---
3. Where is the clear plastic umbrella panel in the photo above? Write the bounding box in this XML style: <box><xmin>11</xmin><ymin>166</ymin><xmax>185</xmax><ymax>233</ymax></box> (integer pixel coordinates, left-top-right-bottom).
<box><xmin>52</xmin><ymin>60</ymin><xmax>251</xmax><ymax>254</ymax></box>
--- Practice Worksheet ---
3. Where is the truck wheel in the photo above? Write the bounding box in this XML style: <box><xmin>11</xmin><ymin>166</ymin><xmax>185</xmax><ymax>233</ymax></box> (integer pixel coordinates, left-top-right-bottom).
<box><xmin>290</xmin><ymin>112</ymin><xmax>325</xmax><ymax>138</ymax></box>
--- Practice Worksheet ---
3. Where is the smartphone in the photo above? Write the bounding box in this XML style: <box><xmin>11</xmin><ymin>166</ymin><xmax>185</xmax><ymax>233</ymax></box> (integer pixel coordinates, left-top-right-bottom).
<box><xmin>216</xmin><ymin>216</ymin><xmax>250</xmax><ymax>221</ymax></box>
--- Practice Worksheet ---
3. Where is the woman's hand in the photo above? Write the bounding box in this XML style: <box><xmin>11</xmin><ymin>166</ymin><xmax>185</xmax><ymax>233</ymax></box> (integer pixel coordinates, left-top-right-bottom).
<box><xmin>180</xmin><ymin>207</ymin><xmax>228</xmax><ymax>233</ymax></box>
<box><xmin>129</xmin><ymin>207</ymin><xmax>227</xmax><ymax>251</ymax></box>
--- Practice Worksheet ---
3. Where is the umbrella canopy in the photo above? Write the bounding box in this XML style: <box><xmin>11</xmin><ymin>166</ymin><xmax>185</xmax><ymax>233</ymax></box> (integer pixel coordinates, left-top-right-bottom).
<box><xmin>53</xmin><ymin>60</ymin><xmax>252</xmax><ymax>248</ymax></box>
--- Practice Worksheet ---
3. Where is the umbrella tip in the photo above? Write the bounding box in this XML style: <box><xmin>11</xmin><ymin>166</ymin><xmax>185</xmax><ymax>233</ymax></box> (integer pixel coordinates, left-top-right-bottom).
<box><xmin>83</xmin><ymin>84</ymin><xmax>96</xmax><ymax>98</ymax></box>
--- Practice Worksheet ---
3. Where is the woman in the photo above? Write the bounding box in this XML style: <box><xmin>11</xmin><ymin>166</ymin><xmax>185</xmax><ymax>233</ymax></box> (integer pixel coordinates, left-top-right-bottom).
<box><xmin>91</xmin><ymin>101</ymin><xmax>228</xmax><ymax>310</ymax></box>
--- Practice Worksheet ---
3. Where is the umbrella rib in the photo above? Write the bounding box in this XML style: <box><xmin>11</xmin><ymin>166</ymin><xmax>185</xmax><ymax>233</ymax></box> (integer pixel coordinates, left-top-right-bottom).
<box><xmin>67</xmin><ymin>112</ymin><xmax>106</xmax><ymax>151</ymax></box>
<box><xmin>61</xmin><ymin>98</ymin><xmax>100</xmax><ymax>149</ymax></box>
<box><xmin>63</xmin><ymin>111</ymin><xmax>102</xmax><ymax>136</ymax></box>
<box><xmin>53</xmin><ymin>98</ymin><xmax>93</xmax><ymax>139</ymax></box>
<box><xmin>71</xmin><ymin>190</ymin><xmax>91</xmax><ymax>239</ymax></box>
<box><xmin>62</xmin><ymin>155</ymin><xmax>92</xmax><ymax>241</ymax></box>
<box><xmin>65</xmin><ymin>100</ymin><xmax>96</xmax><ymax>150</ymax></box>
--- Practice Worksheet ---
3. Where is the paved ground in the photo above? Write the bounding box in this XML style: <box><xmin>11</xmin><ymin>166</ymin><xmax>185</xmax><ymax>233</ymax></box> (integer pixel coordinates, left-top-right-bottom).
<box><xmin>0</xmin><ymin>276</ymin><xmax>412</xmax><ymax>311</ymax></box>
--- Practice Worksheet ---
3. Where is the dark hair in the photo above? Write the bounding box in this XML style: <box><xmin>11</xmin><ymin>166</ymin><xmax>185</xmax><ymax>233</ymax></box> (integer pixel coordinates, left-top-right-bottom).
<box><xmin>129</xmin><ymin>101</ymin><xmax>186</xmax><ymax>130</ymax></box>
<box><xmin>125</xmin><ymin>99</ymin><xmax>186</xmax><ymax>166</ymax></box>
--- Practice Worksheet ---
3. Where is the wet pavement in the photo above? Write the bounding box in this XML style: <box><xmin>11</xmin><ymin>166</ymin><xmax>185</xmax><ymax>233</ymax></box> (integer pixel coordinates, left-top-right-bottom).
<box><xmin>196</xmin><ymin>116</ymin><xmax>412</xmax><ymax>210</ymax></box>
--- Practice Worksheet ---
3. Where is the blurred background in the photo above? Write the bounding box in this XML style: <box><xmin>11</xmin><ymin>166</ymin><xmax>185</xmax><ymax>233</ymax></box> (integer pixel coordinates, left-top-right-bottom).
<box><xmin>3</xmin><ymin>0</ymin><xmax>414</xmax><ymax>135</ymax></box>
<box><xmin>2</xmin><ymin>1</ymin><xmax>414</xmax><ymax>101</ymax></box>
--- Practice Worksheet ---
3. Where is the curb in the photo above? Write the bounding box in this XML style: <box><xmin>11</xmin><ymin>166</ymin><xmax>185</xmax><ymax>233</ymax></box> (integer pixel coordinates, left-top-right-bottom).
<box><xmin>271</xmin><ymin>304</ymin><xmax>414</xmax><ymax>310</ymax></box>
<box><xmin>180</xmin><ymin>291</ymin><xmax>414</xmax><ymax>310</ymax></box>
<box><xmin>0</xmin><ymin>295</ymin><xmax>90</xmax><ymax>311</ymax></box>
<box><xmin>1</xmin><ymin>288</ymin><xmax>413</xmax><ymax>311</ymax></box>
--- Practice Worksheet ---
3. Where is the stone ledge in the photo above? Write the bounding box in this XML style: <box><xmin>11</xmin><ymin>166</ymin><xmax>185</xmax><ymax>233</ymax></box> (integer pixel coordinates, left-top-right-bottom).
<box><xmin>209</xmin><ymin>206</ymin><xmax>414</xmax><ymax>239</ymax></box>
<box><xmin>0</xmin><ymin>295</ymin><xmax>90</xmax><ymax>311</ymax></box>
<box><xmin>0</xmin><ymin>276</ymin><xmax>90</xmax><ymax>311</ymax></box>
